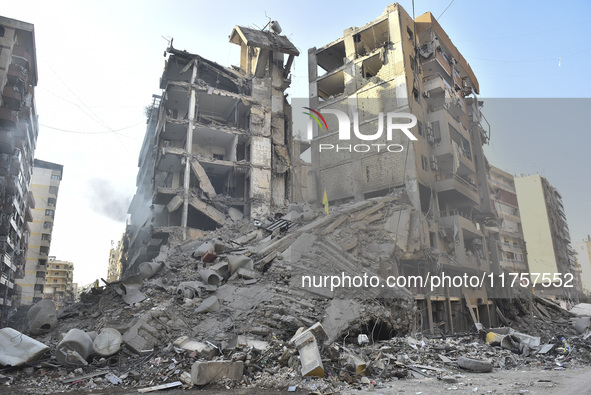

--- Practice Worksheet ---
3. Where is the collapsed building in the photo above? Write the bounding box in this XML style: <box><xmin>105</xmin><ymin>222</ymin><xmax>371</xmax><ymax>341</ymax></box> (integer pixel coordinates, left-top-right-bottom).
<box><xmin>124</xmin><ymin>25</ymin><xmax>309</xmax><ymax>274</ymax></box>
<box><xmin>308</xmin><ymin>4</ymin><xmax>501</xmax><ymax>332</ymax></box>
<box><xmin>0</xmin><ymin>16</ymin><xmax>38</xmax><ymax>324</ymax></box>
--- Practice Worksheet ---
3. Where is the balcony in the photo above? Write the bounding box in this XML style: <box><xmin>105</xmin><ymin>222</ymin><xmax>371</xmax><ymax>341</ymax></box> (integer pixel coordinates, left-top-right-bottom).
<box><xmin>423</xmin><ymin>73</ymin><xmax>453</xmax><ymax>108</ymax></box>
<box><xmin>439</xmin><ymin>209</ymin><xmax>480</xmax><ymax>238</ymax></box>
<box><xmin>7</xmin><ymin>63</ymin><xmax>28</xmax><ymax>86</ymax></box>
<box><xmin>11</xmin><ymin>45</ymin><xmax>31</xmax><ymax>68</ymax></box>
<box><xmin>0</xmin><ymin>131</ymin><xmax>15</xmax><ymax>155</ymax></box>
<box><xmin>156</xmin><ymin>147</ymin><xmax>185</xmax><ymax>173</ymax></box>
<box><xmin>2</xmin><ymin>85</ymin><xmax>23</xmax><ymax>111</ymax></box>
<box><xmin>422</xmin><ymin>50</ymin><xmax>452</xmax><ymax>79</ymax></box>
<box><xmin>435</xmin><ymin>172</ymin><xmax>479</xmax><ymax>205</ymax></box>
<box><xmin>153</xmin><ymin>186</ymin><xmax>183</xmax><ymax>205</ymax></box>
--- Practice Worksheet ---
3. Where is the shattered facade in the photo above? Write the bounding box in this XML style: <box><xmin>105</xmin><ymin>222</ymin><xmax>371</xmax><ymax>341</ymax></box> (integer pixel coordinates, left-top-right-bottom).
<box><xmin>15</xmin><ymin>159</ymin><xmax>63</xmax><ymax>306</ymax></box>
<box><xmin>0</xmin><ymin>16</ymin><xmax>38</xmax><ymax>324</ymax></box>
<box><xmin>486</xmin><ymin>165</ymin><xmax>528</xmax><ymax>274</ymax></box>
<box><xmin>124</xmin><ymin>26</ymin><xmax>302</xmax><ymax>274</ymax></box>
<box><xmin>308</xmin><ymin>4</ymin><xmax>497</xmax><ymax>332</ymax></box>
<box><xmin>515</xmin><ymin>174</ymin><xmax>581</xmax><ymax>299</ymax></box>
<box><xmin>43</xmin><ymin>257</ymin><xmax>74</xmax><ymax>309</ymax></box>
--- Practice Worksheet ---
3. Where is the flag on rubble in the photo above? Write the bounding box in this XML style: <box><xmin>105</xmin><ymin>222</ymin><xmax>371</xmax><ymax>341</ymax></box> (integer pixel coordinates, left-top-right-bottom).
<box><xmin>322</xmin><ymin>189</ymin><xmax>329</xmax><ymax>215</ymax></box>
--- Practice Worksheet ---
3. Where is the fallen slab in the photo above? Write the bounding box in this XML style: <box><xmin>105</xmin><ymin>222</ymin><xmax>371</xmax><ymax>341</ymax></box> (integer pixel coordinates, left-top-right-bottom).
<box><xmin>190</xmin><ymin>360</ymin><xmax>244</xmax><ymax>385</ymax></box>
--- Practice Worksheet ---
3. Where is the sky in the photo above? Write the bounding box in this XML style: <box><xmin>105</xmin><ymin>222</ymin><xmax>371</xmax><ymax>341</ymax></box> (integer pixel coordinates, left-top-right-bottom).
<box><xmin>1</xmin><ymin>0</ymin><xmax>589</xmax><ymax>287</ymax></box>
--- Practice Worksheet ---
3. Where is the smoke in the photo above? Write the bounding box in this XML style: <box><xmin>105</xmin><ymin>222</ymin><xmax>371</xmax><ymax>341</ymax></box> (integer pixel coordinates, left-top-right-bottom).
<box><xmin>87</xmin><ymin>178</ymin><xmax>131</xmax><ymax>222</ymax></box>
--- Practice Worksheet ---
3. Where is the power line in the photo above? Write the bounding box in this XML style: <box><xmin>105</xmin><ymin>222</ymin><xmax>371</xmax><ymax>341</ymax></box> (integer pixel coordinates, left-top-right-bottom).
<box><xmin>40</xmin><ymin>122</ymin><xmax>142</xmax><ymax>135</ymax></box>
<box><xmin>437</xmin><ymin>0</ymin><xmax>455</xmax><ymax>21</ymax></box>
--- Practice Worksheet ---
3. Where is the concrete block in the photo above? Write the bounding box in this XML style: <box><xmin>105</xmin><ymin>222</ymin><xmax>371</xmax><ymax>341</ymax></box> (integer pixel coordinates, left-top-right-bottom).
<box><xmin>190</xmin><ymin>361</ymin><xmax>244</xmax><ymax>385</ymax></box>
<box><xmin>236</xmin><ymin>267</ymin><xmax>260</xmax><ymax>280</ymax></box>
<box><xmin>236</xmin><ymin>336</ymin><xmax>269</xmax><ymax>352</ymax></box>
<box><xmin>290</xmin><ymin>322</ymin><xmax>327</xmax><ymax>345</ymax></box>
<box><xmin>346</xmin><ymin>354</ymin><xmax>366</xmax><ymax>375</ymax></box>
<box><xmin>195</xmin><ymin>296</ymin><xmax>221</xmax><ymax>313</ymax></box>
<box><xmin>173</xmin><ymin>336</ymin><xmax>217</xmax><ymax>358</ymax></box>
<box><xmin>292</xmin><ymin>331</ymin><xmax>324</xmax><ymax>377</ymax></box>
<box><xmin>122</xmin><ymin>326</ymin><xmax>149</xmax><ymax>354</ymax></box>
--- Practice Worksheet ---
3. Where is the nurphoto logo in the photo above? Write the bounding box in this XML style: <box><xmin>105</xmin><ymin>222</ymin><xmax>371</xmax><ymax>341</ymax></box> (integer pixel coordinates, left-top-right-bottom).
<box><xmin>304</xmin><ymin>107</ymin><xmax>418</xmax><ymax>153</ymax></box>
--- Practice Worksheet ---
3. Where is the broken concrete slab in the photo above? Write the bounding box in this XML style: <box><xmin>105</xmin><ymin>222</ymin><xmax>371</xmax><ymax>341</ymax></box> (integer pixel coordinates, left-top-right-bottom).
<box><xmin>195</xmin><ymin>296</ymin><xmax>221</xmax><ymax>313</ymax></box>
<box><xmin>0</xmin><ymin>328</ymin><xmax>49</xmax><ymax>366</ymax></box>
<box><xmin>290</xmin><ymin>322</ymin><xmax>328</xmax><ymax>346</ymax></box>
<box><xmin>346</xmin><ymin>354</ymin><xmax>367</xmax><ymax>375</ymax></box>
<box><xmin>574</xmin><ymin>316</ymin><xmax>591</xmax><ymax>333</ymax></box>
<box><xmin>190</xmin><ymin>360</ymin><xmax>244</xmax><ymax>385</ymax></box>
<box><xmin>236</xmin><ymin>267</ymin><xmax>260</xmax><ymax>280</ymax></box>
<box><xmin>189</xmin><ymin>196</ymin><xmax>225</xmax><ymax>225</ymax></box>
<box><xmin>292</xmin><ymin>331</ymin><xmax>324</xmax><ymax>377</ymax></box>
<box><xmin>173</xmin><ymin>336</ymin><xmax>217</xmax><ymax>358</ymax></box>
<box><xmin>191</xmin><ymin>159</ymin><xmax>217</xmax><ymax>199</ymax></box>
<box><xmin>167</xmin><ymin>195</ymin><xmax>183</xmax><ymax>212</ymax></box>
<box><xmin>236</xmin><ymin>336</ymin><xmax>269</xmax><ymax>352</ymax></box>
<box><xmin>570</xmin><ymin>303</ymin><xmax>591</xmax><ymax>316</ymax></box>
<box><xmin>227</xmin><ymin>254</ymin><xmax>253</xmax><ymax>274</ymax></box>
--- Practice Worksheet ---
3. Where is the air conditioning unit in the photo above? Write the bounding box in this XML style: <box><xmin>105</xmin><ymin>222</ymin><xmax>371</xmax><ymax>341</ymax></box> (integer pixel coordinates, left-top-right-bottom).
<box><xmin>430</xmin><ymin>155</ymin><xmax>437</xmax><ymax>163</ymax></box>
<box><xmin>427</xmin><ymin>134</ymin><xmax>435</xmax><ymax>144</ymax></box>
<box><xmin>422</xmin><ymin>90</ymin><xmax>430</xmax><ymax>98</ymax></box>
<box><xmin>430</xmin><ymin>161</ymin><xmax>438</xmax><ymax>171</ymax></box>
<box><xmin>467</xmin><ymin>176</ymin><xmax>476</xmax><ymax>185</ymax></box>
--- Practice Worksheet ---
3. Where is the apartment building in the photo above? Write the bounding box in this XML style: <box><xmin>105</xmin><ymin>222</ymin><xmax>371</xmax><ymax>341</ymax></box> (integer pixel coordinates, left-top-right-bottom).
<box><xmin>0</xmin><ymin>16</ymin><xmax>38</xmax><ymax>324</ymax></box>
<box><xmin>125</xmin><ymin>25</ymin><xmax>303</xmax><ymax>274</ymax></box>
<box><xmin>515</xmin><ymin>174</ymin><xmax>581</xmax><ymax>299</ymax></box>
<box><xmin>486</xmin><ymin>165</ymin><xmax>528</xmax><ymax>274</ymax></box>
<box><xmin>16</xmin><ymin>159</ymin><xmax>63</xmax><ymax>305</ymax></box>
<box><xmin>44</xmin><ymin>257</ymin><xmax>74</xmax><ymax>309</ymax></box>
<box><xmin>308</xmin><ymin>4</ymin><xmax>497</xmax><ymax>332</ymax></box>
<box><xmin>573</xmin><ymin>236</ymin><xmax>591</xmax><ymax>294</ymax></box>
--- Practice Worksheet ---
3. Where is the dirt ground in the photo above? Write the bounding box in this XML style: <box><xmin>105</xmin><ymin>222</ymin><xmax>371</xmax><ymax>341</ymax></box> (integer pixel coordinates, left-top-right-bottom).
<box><xmin>4</xmin><ymin>366</ymin><xmax>591</xmax><ymax>395</ymax></box>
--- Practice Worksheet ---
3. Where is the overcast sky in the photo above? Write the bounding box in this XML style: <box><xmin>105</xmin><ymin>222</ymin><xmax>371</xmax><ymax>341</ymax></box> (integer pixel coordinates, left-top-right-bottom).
<box><xmin>1</xmin><ymin>0</ymin><xmax>589</xmax><ymax>287</ymax></box>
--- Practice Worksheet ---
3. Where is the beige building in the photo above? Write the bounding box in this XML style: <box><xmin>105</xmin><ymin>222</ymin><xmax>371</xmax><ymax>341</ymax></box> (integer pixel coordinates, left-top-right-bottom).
<box><xmin>487</xmin><ymin>166</ymin><xmax>528</xmax><ymax>274</ymax></box>
<box><xmin>43</xmin><ymin>257</ymin><xmax>74</xmax><ymax>309</ymax></box>
<box><xmin>0</xmin><ymin>16</ymin><xmax>39</xmax><ymax>324</ymax></box>
<box><xmin>125</xmin><ymin>24</ymin><xmax>305</xmax><ymax>274</ymax></box>
<box><xmin>573</xmin><ymin>237</ymin><xmax>591</xmax><ymax>294</ymax></box>
<box><xmin>16</xmin><ymin>160</ymin><xmax>62</xmax><ymax>305</ymax></box>
<box><xmin>308</xmin><ymin>4</ymin><xmax>497</xmax><ymax>331</ymax></box>
<box><xmin>514</xmin><ymin>174</ymin><xmax>580</xmax><ymax>299</ymax></box>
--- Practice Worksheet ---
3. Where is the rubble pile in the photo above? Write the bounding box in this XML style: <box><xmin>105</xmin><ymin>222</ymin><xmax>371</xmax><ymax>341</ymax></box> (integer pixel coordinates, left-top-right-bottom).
<box><xmin>1</xmin><ymin>193</ymin><xmax>590</xmax><ymax>392</ymax></box>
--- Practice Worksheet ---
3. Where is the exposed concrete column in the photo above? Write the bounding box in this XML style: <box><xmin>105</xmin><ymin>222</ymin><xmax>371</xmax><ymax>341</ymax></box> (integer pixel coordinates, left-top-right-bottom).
<box><xmin>181</xmin><ymin>62</ymin><xmax>198</xmax><ymax>238</ymax></box>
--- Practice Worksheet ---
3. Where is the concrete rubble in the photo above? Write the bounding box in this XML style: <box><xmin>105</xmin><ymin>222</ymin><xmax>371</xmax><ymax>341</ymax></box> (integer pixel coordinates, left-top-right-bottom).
<box><xmin>1</xmin><ymin>195</ymin><xmax>590</xmax><ymax>392</ymax></box>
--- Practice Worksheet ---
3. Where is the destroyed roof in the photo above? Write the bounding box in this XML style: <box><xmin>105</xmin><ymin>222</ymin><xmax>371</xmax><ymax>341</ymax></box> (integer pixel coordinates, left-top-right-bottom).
<box><xmin>229</xmin><ymin>26</ymin><xmax>300</xmax><ymax>56</ymax></box>
<box><xmin>166</xmin><ymin>45</ymin><xmax>245</xmax><ymax>81</ymax></box>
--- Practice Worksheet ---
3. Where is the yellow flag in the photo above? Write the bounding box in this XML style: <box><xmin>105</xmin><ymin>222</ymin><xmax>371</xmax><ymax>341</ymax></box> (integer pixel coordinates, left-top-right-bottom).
<box><xmin>322</xmin><ymin>189</ymin><xmax>329</xmax><ymax>215</ymax></box>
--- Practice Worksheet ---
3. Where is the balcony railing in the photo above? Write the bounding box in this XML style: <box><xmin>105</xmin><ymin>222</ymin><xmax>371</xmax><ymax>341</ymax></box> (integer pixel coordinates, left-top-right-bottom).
<box><xmin>435</xmin><ymin>172</ymin><xmax>478</xmax><ymax>192</ymax></box>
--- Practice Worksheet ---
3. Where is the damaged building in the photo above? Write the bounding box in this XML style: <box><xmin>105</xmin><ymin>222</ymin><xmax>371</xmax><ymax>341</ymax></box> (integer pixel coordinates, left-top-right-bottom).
<box><xmin>308</xmin><ymin>4</ymin><xmax>500</xmax><ymax>332</ymax></box>
<box><xmin>0</xmin><ymin>16</ymin><xmax>38</xmax><ymax>324</ymax></box>
<box><xmin>486</xmin><ymin>166</ymin><xmax>529</xmax><ymax>275</ymax></box>
<box><xmin>125</xmin><ymin>25</ymin><xmax>306</xmax><ymax>273</ymax></box>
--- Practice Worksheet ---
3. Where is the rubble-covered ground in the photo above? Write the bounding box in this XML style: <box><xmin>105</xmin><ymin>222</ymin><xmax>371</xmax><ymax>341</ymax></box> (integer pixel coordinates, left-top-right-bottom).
<box><xmin>2</xmin><ymin>195</ymin><xmax>591</xmax><ymax>393</ymax></box>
